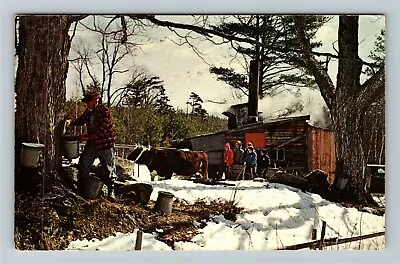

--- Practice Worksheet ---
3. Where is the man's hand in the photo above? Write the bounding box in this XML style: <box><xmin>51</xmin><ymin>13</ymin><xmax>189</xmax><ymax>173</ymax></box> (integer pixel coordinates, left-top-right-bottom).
<box><xmin>65</xmin><ymin>119</ymin><xmax>72</xmax><ymax>127</ymax></box>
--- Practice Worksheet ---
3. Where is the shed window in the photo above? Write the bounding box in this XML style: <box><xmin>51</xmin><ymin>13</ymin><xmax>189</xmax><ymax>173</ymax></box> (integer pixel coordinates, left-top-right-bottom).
<box><xmin>271</xmin><ymin>148</ymin><xmax>285</xmax><ymax>161</ymax></box>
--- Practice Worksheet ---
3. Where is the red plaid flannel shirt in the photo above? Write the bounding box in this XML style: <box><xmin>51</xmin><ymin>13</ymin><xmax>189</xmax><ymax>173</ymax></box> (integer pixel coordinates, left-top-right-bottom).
<box><xmin>71</xmin><ymin>104</ymin><xmax>116</xmax><ymax>150</ymax></box>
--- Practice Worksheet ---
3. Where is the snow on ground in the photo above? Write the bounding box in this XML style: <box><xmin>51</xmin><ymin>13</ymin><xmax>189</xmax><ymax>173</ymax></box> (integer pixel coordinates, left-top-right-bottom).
<box><xmin>67</xmin><ymin>165</ymin><xmax>385</xmax><ymax>251</ymax></box>
<box><xmin>372</xmin><ymin>193</ymin><xmax>385</xmax><ymax>208</ymax></box>
<box><xmin>68</xmin><ymin>231</ymin><xmax>172</xmax><ymax>251</ymax></box>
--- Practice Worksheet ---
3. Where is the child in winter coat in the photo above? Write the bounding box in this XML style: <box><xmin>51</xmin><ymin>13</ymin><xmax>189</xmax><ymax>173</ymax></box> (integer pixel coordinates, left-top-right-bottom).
<box><xmin>243</xmin><ymin>146</ymin><xmax>257</xmax><ymax>180</ymax></box>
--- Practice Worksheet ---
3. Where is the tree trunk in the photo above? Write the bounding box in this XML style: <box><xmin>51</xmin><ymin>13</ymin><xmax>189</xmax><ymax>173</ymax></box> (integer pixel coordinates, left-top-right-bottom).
<box><xmin>294</xmin><ymin>15</ymin><xmax>384</xmax><ymax>204</ymax></box>
<box><xmin>15</xmin><ymin>16</ymin><xmax>73</xmax><ymax>185</ymax></box>
<box><xmin>332</xmin><ymin>101</ymin><xmax>368</xmax><ymax>201</ymax></box>
<box><xmin>331</xmin><ymin>16</ymin><xmax>372</xmax><ymax>203</ymax></box>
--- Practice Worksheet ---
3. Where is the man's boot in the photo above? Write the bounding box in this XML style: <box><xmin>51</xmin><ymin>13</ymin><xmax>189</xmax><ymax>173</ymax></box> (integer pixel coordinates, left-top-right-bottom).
<box><xmin>77</xmin><ymin>179</ymin><xmax>86</xmax><ymax>198</ymax></box>
<box><xmin>107</xmin><ymin>183</ymin><xmax>116</xmax><ymax>202</ymax></box>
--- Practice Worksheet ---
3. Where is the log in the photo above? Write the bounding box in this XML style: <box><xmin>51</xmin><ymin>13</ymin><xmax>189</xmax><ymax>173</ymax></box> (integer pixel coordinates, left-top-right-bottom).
<box><xmin>269</xmin><ymin>171</ymin><xmax>309</xmax><ymax>190</ymax></box>
<box><xmin>304</xmin><ymin>169</ymin><xmax>330</xmax><ymax>189</ymax></box>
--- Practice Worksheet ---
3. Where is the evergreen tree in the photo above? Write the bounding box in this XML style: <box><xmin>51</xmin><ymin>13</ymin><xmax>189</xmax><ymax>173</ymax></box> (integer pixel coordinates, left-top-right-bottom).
<box><xmin>365</xmin><ymin>29</ymin><xmax>385</xmax><ymax>77</ymax></box>
<box><xmin>154</xmin><ymin>86</ymin><xmax>174</xmax><ymax>114</ymax></box>
<box><xmin>209</xmin><ymin>15</ymin><xmax>328</xmax><ymax>98</ymax></box>
<box><xmin>186</xmin><ymin>92</ymin><xmax>208</xmax><ymax>117</ymax></box>
<box><xmin>120</xmin><ymin>73</ymin><xmax>165</xmax><ymax>108</ymax></box>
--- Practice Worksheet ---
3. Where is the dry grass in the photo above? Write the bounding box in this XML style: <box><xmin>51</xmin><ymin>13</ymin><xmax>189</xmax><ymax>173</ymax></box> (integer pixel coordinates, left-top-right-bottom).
<box><xmin>14</xmin><ymin>188</ymin><xmax>243</xmax><ymax>250</ymax></box>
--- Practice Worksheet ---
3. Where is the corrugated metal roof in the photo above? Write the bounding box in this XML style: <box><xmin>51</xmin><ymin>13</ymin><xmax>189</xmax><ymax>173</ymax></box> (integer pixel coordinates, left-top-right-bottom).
<box><xmin>175</xmin><ymin>115</ymin><xmax>312</xmax><ymax>141</ymax></box>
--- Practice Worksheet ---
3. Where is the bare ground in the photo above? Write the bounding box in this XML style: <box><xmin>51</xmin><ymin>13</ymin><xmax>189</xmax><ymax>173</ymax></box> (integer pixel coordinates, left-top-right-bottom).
<box><xmin>14</xmin><ymin>185</ymin><xmax>243</xmax><ymax>250</ymax></box>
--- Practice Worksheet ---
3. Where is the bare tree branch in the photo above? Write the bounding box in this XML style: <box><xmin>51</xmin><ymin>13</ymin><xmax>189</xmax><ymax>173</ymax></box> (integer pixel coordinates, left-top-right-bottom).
<box><xmin>132</xmin><ymin>15</ymin><xmax>381</xmax><ymax>69</ymax></box>
<box><xmin>293</xmin><ymin>16</ymin><xmax>336</xmax><ymax>110</ymax></box>
<box><xmin>357</xmin><ymin>67</ymin><xmax>385</xmax><ymax>107</ymax></box>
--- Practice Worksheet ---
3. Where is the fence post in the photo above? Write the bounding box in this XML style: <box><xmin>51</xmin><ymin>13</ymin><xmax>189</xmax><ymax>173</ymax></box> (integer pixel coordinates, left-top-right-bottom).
<box><xmin>310</xmin><ymin>228</ymin><xmax>318</xmax><ymax>249</ymax></box>
<box><xmin>135</xmin><ymin>230</ymin><xmax>143</xmax><ymax>250</ymax></box>
<box><xmin>319</xmin><ymin>221</ymin><xmax>326</xmax><ymax>250</ymax></box>
<box><xmin>312</xmin><ymin>228</ymin><xmax>317</xmax><ymax>240</ymax></box>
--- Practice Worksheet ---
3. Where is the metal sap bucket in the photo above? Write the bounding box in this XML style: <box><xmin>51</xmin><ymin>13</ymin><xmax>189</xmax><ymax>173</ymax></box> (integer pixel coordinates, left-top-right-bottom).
<box><xmin>63</xmin><ymin>136</ymin><xmax>80</xmax><ymax>160</ymax></box>
<box><xmin>135</xmin><ymin>183</ymin><xmax>153</xmax><ymax>205</ymax></box>
<box><xmin>337</xmin><ymin>178</ymin><xmax>349</xmax><ymax>190</ymax></box>
<box><xmin>154</xmin><ymin>191</ymin><xmax>174</xmax><ymax>215</ymax></box>
<box><xmin>81</xmin><ymin>175</ymin><xmax>104</xmax><ymax>199</ymax></box>
<box><xmin>20</xmin><ymin>143</ymin><xmax>45</xmax><ymax>168</ymax></box>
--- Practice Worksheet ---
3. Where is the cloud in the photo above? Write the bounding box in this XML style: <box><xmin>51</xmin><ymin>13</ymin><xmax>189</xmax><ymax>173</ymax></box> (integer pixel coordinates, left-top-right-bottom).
<box><xmin>66</xmin><ymin>15</ymin><xmax>384</xmax><ymax>121</ymax></box>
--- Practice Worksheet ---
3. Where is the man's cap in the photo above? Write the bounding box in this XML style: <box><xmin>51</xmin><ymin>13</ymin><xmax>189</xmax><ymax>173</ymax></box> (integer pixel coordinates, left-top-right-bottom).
<box><xmin>82</xmin><ymin>91</ymin><xmax>99</xmax><ymax>103</ymax></box>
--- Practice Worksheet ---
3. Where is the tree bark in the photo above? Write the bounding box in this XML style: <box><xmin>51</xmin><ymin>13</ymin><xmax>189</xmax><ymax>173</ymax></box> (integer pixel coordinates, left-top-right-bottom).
<box><xmin>294</xmin><ymin>15</ymin><xmax>384</xmax><ymax>204</ymax></box>
<box><xmin>15</xmin><ymin>16</ymin><xmax>74</xmax><ymax>185</ymax></box>
<box><xmin>332</xmin><ymin>16</ymin><xmax>371</xmax><ymax>202</ymax></box>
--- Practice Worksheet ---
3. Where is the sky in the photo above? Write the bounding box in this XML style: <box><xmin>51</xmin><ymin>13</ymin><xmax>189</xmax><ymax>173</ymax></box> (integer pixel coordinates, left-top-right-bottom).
<box><xmin>66</xmin><ymin>15</ymin><xmax>385</xmax><ymax>122</ymax></box>
<box><xmin>66</xmin><ymin>164</ymin><xmax>385</xmax><ymax>251</ymax></box>
<box><xmin>1</xmin><ymin>2</ymin><xmax>398</xmax><ymax>264</ymax></box>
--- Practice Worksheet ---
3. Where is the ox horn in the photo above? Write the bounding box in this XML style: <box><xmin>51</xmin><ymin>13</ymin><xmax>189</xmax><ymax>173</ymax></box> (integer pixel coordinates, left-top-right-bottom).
<box><xmin>132</xmin><ymin>146</ymin><xmax>147</xmax><ymax>163</ymax></box>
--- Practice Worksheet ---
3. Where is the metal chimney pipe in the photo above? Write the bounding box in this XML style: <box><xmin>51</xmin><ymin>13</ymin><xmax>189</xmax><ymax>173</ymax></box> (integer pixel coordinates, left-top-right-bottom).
<box><xmin>248</xmin><ymin>60</ymin><xmax>260</xmax><ymax>120</ymax></box>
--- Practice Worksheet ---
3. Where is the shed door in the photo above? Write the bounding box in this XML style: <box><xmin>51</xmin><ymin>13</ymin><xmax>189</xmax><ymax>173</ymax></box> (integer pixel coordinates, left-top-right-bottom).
<box><xmin>245</xmin><ymin>132</ymin><xmax>265</xmax><ymax>148</ymax></box>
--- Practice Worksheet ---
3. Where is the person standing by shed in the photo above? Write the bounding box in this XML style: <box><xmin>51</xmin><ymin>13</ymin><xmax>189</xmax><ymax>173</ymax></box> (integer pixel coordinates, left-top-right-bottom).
<box><xmin>223</xmin><ymin>143</ymin><xmax>234</xmax><ymax>179</ymax></box>
<box><xmin>244</xmin><ymin>146</ymin><xmax>257</xmax><ymax>180</ymax></box>
<box><xmin>257</xmin><ymin>149</ymin><xmax>270</xmax><ymax>179</ymax></box>
<box><xmin>243</xmin><ymin>141</ymin><xmax>257</xmax><ymax>174</ymax></box>
<box><xmin>233</xmin><ymin>140</ymin><xmax>244</xmax><ymax>165</ymax></box>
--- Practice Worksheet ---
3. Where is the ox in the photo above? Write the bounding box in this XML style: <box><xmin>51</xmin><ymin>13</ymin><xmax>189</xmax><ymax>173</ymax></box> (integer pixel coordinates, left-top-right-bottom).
<box><xmin>126</xmin><ymin>146</ymin><xmax>208</xmax><ymax>179</ymax></box>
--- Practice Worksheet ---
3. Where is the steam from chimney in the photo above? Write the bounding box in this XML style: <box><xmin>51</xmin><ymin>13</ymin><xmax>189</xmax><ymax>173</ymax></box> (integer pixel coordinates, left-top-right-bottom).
<box><xmin>258</xmin><ymin>89</ymin><xmax>331</xmax><ymax>127</ymax></box>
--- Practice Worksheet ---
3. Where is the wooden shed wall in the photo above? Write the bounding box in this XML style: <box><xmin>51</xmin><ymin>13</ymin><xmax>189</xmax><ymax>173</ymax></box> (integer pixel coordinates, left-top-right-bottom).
<box><xmin>266</xmin><ymin>120</ymin><xmax>308</xmax><ymax>169</ymax></box>
<box><xmin>190</xmin><ymin>133</ymin><xmax>225</xmax><ymax>152</ymax></box>
<box><xmin>308</xmin><ymin>127</ymin><xmax>336</xmax><ymax>176</ymax></box>
<box><xmin>225</xmin><ymin>119</ymin><xmax>309</xmax><ymax>171</ymax></box>
<box><xmin>173</xmin><ymin>116</ymin><xmax>341</xmax><ymax>180</ymax></box>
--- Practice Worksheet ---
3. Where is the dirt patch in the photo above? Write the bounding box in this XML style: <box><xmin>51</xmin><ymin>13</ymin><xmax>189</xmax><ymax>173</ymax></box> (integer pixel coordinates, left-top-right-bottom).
<box><xmin>14</xmin><ymin>187</ymin><xmax>243</xmax><ymax>250</ymax></box>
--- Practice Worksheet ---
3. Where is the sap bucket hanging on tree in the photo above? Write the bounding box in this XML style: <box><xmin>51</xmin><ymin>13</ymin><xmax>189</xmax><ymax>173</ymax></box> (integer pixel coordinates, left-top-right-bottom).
<box><xmin>63</xmin><ymin>135</ymin><xmax>80</xmax><ymax>160</ymax></box>
<box><xmin>62</xmin><ymin>120</ymin><xmax>80</xmax><ymax>160</ymax></box>
<box><xmin>20</xmin><ymin>143</ymin><xmax>45</xmax><ymax>168</ymax></box>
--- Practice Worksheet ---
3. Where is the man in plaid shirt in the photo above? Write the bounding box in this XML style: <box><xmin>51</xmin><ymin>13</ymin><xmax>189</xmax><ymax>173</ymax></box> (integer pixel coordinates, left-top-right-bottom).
<box><xmin>67</xmin><ymin>91</ymin><xmax>117</xmax><ymax>201</ymax></box>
